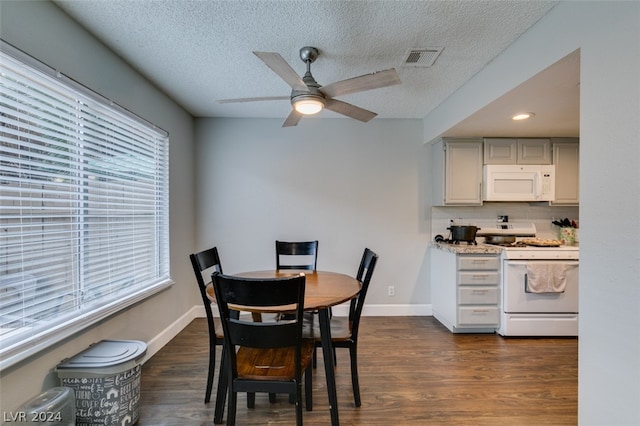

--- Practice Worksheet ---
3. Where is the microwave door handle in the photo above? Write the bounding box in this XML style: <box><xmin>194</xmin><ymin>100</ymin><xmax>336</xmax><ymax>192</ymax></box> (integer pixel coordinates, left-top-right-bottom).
<box><xmin>534</xmin><ymin>172</ymin><xmax>542</xmax><ymax>199</ymax></box>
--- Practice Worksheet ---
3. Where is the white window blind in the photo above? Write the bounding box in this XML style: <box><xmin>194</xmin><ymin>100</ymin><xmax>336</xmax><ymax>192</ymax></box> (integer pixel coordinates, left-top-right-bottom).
<box><xmin>0</xmin><ymin>44</ymin><xmax>171</xmax><ymax>369</ymax></box>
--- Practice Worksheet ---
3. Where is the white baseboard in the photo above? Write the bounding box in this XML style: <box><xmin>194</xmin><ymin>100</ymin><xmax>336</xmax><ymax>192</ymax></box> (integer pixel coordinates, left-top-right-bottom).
<box><xmin>142</xmin><ymin>306</ymin><xmax>199</xmax><ymax>363</ymax></box>
<box><xmin>144</xmin><ymin>303</ymin><xmax>433</xmax><ymax>363</ymax></box>
<box><xmin>192</xmin><ymin>304</ymin><xmax>433</xmax><ymax>317</ymax></box>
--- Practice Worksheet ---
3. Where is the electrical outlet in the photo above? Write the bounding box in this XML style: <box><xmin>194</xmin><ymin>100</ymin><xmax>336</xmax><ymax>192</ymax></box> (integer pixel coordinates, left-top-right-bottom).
<box><xmin>388</xmin><ymin>286</ymin><xmax>395</xmax><ymax>297</ymax></box>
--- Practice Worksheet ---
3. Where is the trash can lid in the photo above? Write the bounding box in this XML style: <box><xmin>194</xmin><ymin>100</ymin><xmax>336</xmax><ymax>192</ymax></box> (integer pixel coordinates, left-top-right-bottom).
<box><xmin>57</xmin><ymin>339</ymin><xmax>147</xmax><ymax>369</ymax></box>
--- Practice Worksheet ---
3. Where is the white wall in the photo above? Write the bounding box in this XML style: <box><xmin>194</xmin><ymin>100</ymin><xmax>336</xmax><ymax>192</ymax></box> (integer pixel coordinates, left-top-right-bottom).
<box><xmin>423</xmin><ymin>2</ymin><xmax>640</xmax><ymax>424</ymax></box>
<box><xmin>194</xmin><ymin>118</ymin><xmax>431</xmax><ymax>315</ymax></box>
<box><xmin>0</xmin><ymin>0</ymin><xmax>197</xmax><ymax>412</ymax></box>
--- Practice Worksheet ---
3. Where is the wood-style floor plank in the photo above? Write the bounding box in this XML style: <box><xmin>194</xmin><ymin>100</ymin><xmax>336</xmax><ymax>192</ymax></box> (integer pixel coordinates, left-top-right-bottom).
<box><xmin>138</xmin><ymin>317</ymin><xmax>577</xmax><ymax>425</ymax></box>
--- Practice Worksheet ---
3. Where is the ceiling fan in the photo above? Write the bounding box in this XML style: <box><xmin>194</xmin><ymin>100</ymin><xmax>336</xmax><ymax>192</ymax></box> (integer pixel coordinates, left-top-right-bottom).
<box><xmin>218</xmin><ymin>46</ymin><xmax>402</xmax><ymax>127</ymax></box>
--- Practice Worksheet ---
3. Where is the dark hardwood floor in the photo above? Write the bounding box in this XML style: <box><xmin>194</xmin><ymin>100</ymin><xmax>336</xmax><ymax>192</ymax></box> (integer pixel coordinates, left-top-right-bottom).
<box><xmin>138</xmin><ymin>317</ymin><xmax>577</xmax><ymax>425</ymax></box>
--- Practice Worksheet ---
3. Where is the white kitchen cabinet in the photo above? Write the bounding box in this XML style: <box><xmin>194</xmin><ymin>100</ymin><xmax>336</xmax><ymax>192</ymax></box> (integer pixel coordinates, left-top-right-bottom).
<box><xmin>431</xmin><ymin>249</ymin><xmax>500</xmax><ymax>333</ymax></box>
<box><xmin>483</xmin><ymin>138</ymin><xmax>517</xmax><ymax>164</ymax></box>
<box><xmin>551</xmin><ymin>138</ymin><xmax>580</xmax><ymax>205</ymax></box>
<box><xmin>430</xmin><ymin>138</ymin><xmax>483</xmax><ymax>206</ymax></box>
<box><xmin>484</xmin><ymin>138</ymin><xmax>551</xmax><ymax>164</ymax></box>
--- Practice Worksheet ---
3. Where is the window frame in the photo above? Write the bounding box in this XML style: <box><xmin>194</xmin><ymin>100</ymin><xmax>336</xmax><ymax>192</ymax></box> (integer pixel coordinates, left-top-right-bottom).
<box><xmin>0</xmin><ymin>40</ymin><xmax>172</xmax><ymax>370</ymax></box>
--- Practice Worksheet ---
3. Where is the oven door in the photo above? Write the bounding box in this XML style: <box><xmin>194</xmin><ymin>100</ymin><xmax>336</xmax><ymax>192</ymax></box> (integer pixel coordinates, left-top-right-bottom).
<box><xmin>503</xmin><ymin>260</ymin><xmax>579</xmax><ymax>313</ymax></box>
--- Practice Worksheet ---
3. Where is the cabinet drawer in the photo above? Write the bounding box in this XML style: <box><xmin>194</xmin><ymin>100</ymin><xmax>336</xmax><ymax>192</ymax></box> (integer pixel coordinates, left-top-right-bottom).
<box><xmin>458</xmin><ymin>306</ymin><xmax>499</xmax><ymax>325</ymax></box>
<box><xmin>458</xmin><ymin>287</ymin><xmax>499</xmax><ymax>304</ymax></box>
<box><xmin>458</xmin><ymin>271</ymin><xmax>500</xmax><ymax>285</ymax></box>
<box><xmin>457</xmin><ymin>256</ymin><xmax>500</xmax><ymax>271</ymax></box>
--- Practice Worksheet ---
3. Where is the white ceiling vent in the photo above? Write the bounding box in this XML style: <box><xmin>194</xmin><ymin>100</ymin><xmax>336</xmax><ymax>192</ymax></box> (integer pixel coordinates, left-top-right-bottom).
<box><xmin>401</xmin><ymin>48</ymin><xmax>444</xmax><ymax>68</ymax></box>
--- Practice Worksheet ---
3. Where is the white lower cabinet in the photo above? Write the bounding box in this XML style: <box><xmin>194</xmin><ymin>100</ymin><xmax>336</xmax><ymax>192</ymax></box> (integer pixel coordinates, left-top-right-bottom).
<box><xmin>431</xmin><ymin>248</ymin><xmax>500</xmax><ymax>333</ymax></box>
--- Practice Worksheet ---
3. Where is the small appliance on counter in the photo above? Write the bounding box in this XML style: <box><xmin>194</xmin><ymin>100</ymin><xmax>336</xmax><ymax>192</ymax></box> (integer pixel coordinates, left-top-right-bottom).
<box><xmin>435</xmin><ymin>220</ymin><xmax>481</xmax><ymax>245</ymax></box>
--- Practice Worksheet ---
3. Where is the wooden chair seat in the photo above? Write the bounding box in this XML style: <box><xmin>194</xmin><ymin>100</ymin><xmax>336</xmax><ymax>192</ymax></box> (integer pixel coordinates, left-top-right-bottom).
<box><xmin>303</xmin><ymin>316</ymin><xmax>351</xmax><ymax>341</ymax></box>
<box><xmin>237</xmin><ymin>340</ymin><xmax>315</xmax><ymax>381</ymax></box>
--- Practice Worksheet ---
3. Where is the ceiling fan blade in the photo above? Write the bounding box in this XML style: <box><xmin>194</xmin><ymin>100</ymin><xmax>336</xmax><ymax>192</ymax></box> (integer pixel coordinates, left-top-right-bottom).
<box><xmin>324</xmin><ymin>98</ymin><xmax>377</xmax><ymax>122</ymax></box>
<box><xmin>253</xmin><ymin>51</ymin><xmax>308</xmax><ymax>92</ymax></box>
<box><xmin>282</xmin><ymin>109</ymin><xmax>303</xmax><ymax>127</ymax></box>
<box><xmin>320</xmin><ymin>68</ymin><xmax>401</xmax><ymax>98</ymax></box>
<box><xmin>217</xmin><ymin>96</ymin><xmax>289</xmax><ymax>104</ymax></box>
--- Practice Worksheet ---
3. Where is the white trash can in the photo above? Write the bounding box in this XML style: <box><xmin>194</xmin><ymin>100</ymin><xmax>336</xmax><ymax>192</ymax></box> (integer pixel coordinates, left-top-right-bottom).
<box><xmin>56</xmin><ymin>340</ymin><xmax>147</xmax><ymax>426</ymax></box>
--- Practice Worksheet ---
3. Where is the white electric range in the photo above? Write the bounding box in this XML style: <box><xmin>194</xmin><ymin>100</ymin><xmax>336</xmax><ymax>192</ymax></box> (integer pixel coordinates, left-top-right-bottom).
<box><xmin>477</xmin><ymin>222</ymin><xmax>579</xmax><ymax>337</ymax></box>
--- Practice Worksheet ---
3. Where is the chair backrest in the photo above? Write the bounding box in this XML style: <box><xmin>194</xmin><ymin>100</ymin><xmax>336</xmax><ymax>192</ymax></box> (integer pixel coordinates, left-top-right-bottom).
<box><xmin>189</xmin><ymin>247</ymin><xmax>223</xmax><ymax>321</ymax></box>
<box><xmin>275</xmin><ymin>240</ymin><xmax>318</xmax><ymax>271</ymax></box>
<box><xmin>212</xmin><ymin>272</ymin><xmax>307</xmax><ymax>377</ymax></box>
<box><xmin>349</xmin><ymin>248</ymin><xmax>378</xmax><ymax>337</ymax></box>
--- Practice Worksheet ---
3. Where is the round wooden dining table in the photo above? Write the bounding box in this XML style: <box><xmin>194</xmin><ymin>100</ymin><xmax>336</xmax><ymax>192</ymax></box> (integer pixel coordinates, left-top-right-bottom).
<box><xmin>207</xmin><ymin>270</ymin><xmax>360</xmax><ymax>426</ymax></box>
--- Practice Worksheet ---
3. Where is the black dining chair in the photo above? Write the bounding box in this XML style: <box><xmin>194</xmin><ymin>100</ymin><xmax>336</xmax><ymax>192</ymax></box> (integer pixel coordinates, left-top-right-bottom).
<box><xmin>212</xmin><ymin>272</ymin><xmax>315</xmax><ymax>426</ymax></box>
<box><xmin>189</xmin><ymin>247</ymin><xmax>225</xmax><ymax>404</ymax></box>
<box><xmin>304</xmin><ymin>247</ymin><xmax>378</xmax><ymax>407</ymax></box>
<box><xmin>275</xmin><ymin>240</ymin><xmax>319</xmax><ymax>322</ymax></box>
<box><xmin>275</xmin><ymin>240</ymin><xmax>319</xmax><ymax>270</ymax></box>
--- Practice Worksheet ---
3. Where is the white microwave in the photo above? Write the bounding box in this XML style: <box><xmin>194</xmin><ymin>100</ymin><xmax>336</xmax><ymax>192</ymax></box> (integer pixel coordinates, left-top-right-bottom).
<box><xmin>483</xmin><ymin>164</ymin><xmax>555</xmax><ymax>201</ymax></box>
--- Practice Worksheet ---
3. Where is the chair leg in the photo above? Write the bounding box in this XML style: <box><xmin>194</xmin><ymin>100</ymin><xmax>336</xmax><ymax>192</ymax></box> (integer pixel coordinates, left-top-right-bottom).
<box><xmin>214</xmin><ymin>347</ymin><xmax>228</xmax><ymax>424</ymax></box>
<box><xmin>305</xmin><ymin>363</ymin><xmax>313</xmax><ymax>411</ymax></box>
<box><xmin>295</xmin><ymin>382</ymin><xmax>303</xmax><ymax>426</ymax></box>
<box><xmin>269</xmin><ymin>393</ymin><xmax>277</xmax><ymax>403</ymax></box>
<box><xmin>205</xmin><ymin>340</ymin><xmax>216</xmax><ymax>403</ymax></box>
<box><xmin>247</xmin><ymin>392</ymin><xmax>255</xmax><ymax>408</ymax></box>
<box><xmin>349</xmin><ymin>345</ymin><xmax>361</xmax><ymax>407</ymax></box>
<box><xmin>226</xmin><ymin>387</ymin><xmax>237</xmax><ymax>426</ymax></box>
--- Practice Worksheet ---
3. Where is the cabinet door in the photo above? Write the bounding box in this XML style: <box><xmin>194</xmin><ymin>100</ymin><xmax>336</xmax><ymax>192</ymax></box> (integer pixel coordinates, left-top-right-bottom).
<box><xmin>484</xmin><ymin>138</ymin><xmax>517</xmax><ymax>164</ymax></box>
<box><xmin>552</xmin><ymin>140</ymin><xmax>579</xmax><ymax>205</ymax></box>
<box><xmin>444</xmin><ymin>141</ymin><xmax>483</xmax><ymax>205</ymax></box>
<box><xmin>517</xmin><ymin>138</ymin><xmax>551</xmax><ymax>164</ymax></box>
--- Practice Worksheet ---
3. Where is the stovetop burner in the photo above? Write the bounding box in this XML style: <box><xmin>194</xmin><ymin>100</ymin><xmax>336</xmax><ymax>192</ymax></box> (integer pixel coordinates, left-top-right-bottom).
<box><xmin>443</xmin><ymin>239</ymin><xmax>477</xmax><ymax>245</ymax></box>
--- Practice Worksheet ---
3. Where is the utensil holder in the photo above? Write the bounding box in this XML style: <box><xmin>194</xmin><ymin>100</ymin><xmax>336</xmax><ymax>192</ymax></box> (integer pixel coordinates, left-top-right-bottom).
<box><xmin>559</xmin><ymin>227</ymin><xmax>576</xmax><ymax>246</ymax></box>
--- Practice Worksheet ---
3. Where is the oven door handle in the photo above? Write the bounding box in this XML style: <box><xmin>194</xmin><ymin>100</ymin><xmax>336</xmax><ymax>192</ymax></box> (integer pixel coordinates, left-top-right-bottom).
<box><xmin>524</xmin><ymin>273</ymin><xmax>566</xmax><ymax>294</ymax></box>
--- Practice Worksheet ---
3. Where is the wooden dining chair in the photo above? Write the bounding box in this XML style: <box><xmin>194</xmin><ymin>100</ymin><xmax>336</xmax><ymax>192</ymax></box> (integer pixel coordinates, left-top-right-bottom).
<box><xmin>275</xmin><ymin>240</ymin><xmax>319</xmax><ymax>270</ymax></box>
<box><xmin>212</xmin><ymin>272</ymin><xmax>315</xmax><ymax>426</ymax></box>
<box><xmin>189</xmin><ymin>247</ymin><xmax>225</xmax><ymax>404</ymax></box>
<box><xmin>304</xmin><ymin>247</ymin><xmax>378</xmax><ymax>407</ymax></box>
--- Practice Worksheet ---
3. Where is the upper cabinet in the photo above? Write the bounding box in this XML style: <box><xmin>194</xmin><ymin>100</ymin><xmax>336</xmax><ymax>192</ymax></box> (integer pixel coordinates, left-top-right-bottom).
<box><xmin>431</xmin><ymin>138</ymin><xmax>483</xmax><ymax>206</ymax></box>
<box><xmin>430</xmin><ymin>137</ymin><xmax>579</xmax><ymax>206</ymax></box>
<box><xmin>484</xmin><ymin>138</ymin><xmax>552</xmax><ymax>164</ymax></box>
<box><xmin>551</xmin><ymin>138</ymin><xmax>580</xmax><ymax>205</ymax></box>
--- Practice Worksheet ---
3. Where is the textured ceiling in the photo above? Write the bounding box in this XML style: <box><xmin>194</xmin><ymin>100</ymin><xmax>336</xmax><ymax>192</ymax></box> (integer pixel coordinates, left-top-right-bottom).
<box><xmin>53</xmin><ymin>0</ymin><xmax>575</xmax><ymax>135</ymax></box>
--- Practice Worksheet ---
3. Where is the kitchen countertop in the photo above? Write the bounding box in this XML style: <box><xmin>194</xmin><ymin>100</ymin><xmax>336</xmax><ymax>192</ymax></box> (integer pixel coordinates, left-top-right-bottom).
<box><xmin>431</xmin><ymin>242</ymin><xmax>503</xmax><ymax>255</ymax></box>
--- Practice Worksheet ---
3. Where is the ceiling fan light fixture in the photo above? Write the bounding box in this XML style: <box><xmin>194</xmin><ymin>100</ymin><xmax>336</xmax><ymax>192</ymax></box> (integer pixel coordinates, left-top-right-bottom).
<box><xmin>293</xmin><ymin>95</ymin><xmax>325</xmax><ymax>115</ymax></box>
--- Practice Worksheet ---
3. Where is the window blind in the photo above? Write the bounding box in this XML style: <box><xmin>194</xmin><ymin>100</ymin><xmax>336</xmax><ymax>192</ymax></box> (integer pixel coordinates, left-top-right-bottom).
<box><xmin>0</xmin><ymin>44</ymin><xmax>171</xmax><ymax>369</ymax></box>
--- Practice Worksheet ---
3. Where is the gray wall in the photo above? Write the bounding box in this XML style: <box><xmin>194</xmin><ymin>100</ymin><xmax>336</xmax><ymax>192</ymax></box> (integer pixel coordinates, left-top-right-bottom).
<box><xmin>0</xmin><ymin>0</ymin><xmax>197</xmax><ymax>411</ymax></box>
<box><xmin>194</xmin><ymin>118</ymin><xmax>431</xmax><ymax>314</ymax></box>
<box><xmin>423</xmin><ymin>2</ymin><xmax>640</xmax><ymax>424</ymax></box>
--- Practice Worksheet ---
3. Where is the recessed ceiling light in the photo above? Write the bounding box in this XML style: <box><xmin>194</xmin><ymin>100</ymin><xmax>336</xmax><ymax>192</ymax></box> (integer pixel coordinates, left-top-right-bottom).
<box><xmin>512</xmin><ymin>112</ymin><xmax>535</xmax><ymax>121</ymax></box>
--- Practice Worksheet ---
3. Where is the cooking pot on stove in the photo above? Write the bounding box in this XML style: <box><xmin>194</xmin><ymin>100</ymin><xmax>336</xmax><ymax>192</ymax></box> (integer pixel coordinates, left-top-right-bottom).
<box><xmin>447</xmin><ymin>225</ymin><xmax>480</xmax><ymax>242</ymax></box>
